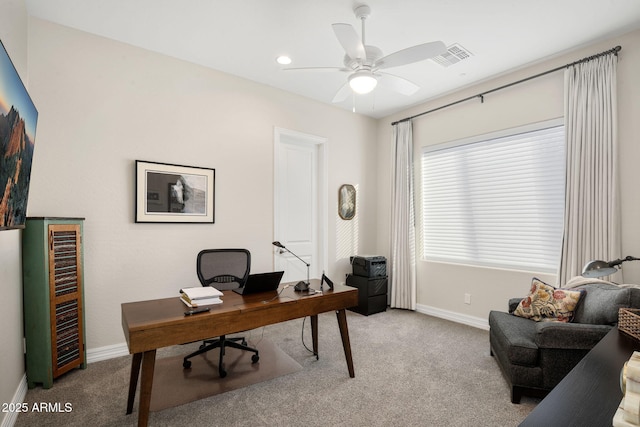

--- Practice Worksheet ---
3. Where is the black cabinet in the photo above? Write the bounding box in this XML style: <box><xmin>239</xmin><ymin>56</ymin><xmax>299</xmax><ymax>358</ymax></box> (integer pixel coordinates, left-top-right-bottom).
<box><xmin>347</xmin><ymin>274</ymin><xmax>387</xmax><ymax>315</ymax></box>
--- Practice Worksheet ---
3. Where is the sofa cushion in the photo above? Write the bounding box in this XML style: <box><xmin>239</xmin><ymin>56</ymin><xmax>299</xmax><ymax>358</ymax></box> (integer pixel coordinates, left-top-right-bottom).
<box><xmin>572</xmin><ymin>283</ymin><xmax>639</xmax><ymax>325</ymax></box>
<box><xmin>489</xmin><ymin>310</ymin><xmax>539</xmax><ymax>366</ymax></box>
<box><xmin>513</xmin><ymin>278</ymin><xmax>584</xmax><ymax>322</ymax></box>
<box><xmin>534</xmin><ymin>322</ymin><xmax>612</xmax><ymax>349</ymax></box>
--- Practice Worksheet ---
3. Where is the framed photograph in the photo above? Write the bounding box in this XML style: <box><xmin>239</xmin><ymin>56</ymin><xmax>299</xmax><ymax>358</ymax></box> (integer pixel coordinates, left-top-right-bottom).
<box><xmin>135</xmin><ymin>160</ymin><xmax>215</xmax><ymax>223</ymax></box>
<box><xmin>338</xmin><ymin>184</ymin><xmax>356</xmax><ymax>220</ymax></box>
<box><xmin>0</xmin><ymin>40</ymin><xmax>39</xmax><ymax>230</ymax></box>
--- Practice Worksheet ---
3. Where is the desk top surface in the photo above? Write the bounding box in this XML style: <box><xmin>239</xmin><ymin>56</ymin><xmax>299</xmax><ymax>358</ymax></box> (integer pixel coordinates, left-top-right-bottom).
<box><xmin>121</xmin><ymin>280</ymin><xmax>357</xmax><ymax>353</ymax></box>
<box><xmin>520</xmin><ymin>327</ymin><xmax>640</xmax><ymax>427</ymax></box>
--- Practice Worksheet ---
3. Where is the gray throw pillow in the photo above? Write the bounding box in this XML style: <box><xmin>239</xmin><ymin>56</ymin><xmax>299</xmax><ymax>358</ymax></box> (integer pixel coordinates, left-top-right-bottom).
<box><xmin>572</xmin><ymin>283</ymin><xmax>632</xmax><ymax>325</ymax></box>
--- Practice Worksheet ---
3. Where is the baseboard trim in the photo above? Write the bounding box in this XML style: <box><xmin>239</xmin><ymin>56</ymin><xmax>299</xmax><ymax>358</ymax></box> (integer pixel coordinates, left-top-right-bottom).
<box><xmin>1</xmin><ymin>374</ymin><xmax>27</xmax><ymax>427</ymax></box>
<box><xmin>86</xmin><ymin>343</ymin><xmax>129</xmax><ymax>364</ymax></box>
<box><xmin>416</xmin><ymin>304</ymin><xmax>489</xmax><ymax>330</ymax></box>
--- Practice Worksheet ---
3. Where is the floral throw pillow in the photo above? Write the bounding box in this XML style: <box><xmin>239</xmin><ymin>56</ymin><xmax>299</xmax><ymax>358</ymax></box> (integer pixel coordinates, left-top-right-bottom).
<box><xmin>513</xmin><ymin>278</ymin><xmax>584</xmax><ymax>322</ymax></box>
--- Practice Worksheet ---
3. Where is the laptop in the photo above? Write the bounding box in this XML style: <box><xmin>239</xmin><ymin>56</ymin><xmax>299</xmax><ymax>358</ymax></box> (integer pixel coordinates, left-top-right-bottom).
<box><xmin>233</xmin><ymin>271</ymin><xmax>285</xmax><ymax>295</ymax></box>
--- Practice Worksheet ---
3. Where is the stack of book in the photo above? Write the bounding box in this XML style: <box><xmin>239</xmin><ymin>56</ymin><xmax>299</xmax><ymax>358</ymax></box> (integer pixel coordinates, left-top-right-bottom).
<box><xmin>180</xmin><ymin>286</ymin><xmax>223</xmax><ymax>307</ymax></box>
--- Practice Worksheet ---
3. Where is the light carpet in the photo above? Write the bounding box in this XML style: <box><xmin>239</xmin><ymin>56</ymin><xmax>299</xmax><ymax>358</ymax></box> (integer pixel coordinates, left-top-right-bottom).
<box><xmin>14</xmin><ymin>309</ymin><xmax>539</xmax><ymax>426</ymax></box>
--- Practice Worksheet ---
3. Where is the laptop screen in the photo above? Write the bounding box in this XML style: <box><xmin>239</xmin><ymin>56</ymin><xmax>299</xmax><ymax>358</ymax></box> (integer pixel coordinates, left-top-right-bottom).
<box><xmin>234</xmin><ymin>271</ymin><xmax>284</xmax><ymax>295</ymax></box>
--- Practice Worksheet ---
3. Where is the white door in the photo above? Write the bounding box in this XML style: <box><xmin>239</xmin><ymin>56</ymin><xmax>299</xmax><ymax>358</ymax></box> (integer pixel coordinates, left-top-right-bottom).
<box><xmin>274</xmin><ymin>128</ymin><xmax>327</xmax><ymax>283</ymax></box>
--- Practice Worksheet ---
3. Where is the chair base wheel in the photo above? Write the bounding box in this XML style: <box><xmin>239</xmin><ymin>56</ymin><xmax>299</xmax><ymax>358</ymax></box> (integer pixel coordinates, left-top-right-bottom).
<box><xmin>219</xmin><ymin>369</ymin><xmax>227</xmax><ymax>378</ymax></box>
<box><xmin>251</xmin><ymin>354</ymin><xmax>260</xmax><ymax>363</ymax></box>
<box><xmin>183</xmin><ymin>360</ymin><xmax>191</xmax><ymax>369</ymax></box>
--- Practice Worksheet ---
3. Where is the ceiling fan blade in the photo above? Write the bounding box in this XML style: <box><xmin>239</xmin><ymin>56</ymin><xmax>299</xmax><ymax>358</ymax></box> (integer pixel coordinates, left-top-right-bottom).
<box><xmin>378</xmin><ymin>73</ymin><xmax>420</xmax><ymax>96</ymax></box>
<box><xmin>283</xmin><ymin>67</ymin><xmax>349</xmax><ymax>72</ymax></box>
<box><xmin>376</xmin><ymin>41</ymin><xmax>447</xmax><ymax>70</ymax></box>
<box><xmin>332</xmin><ymin>82</ymin><xmax>352</xmax><ymax>103</ymax></box>
<box><xmin>332</xmin><ymin>23</ymin><xmax>366</xmax><ymax>60</ymax></box>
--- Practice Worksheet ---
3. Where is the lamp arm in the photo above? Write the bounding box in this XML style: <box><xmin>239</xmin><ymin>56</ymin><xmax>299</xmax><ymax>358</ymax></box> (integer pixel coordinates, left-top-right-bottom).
<box><xmin>281</xmin><ymin>246</ymin><xmax>311</xmax><ymax>289</ymax></box>
<box><xmin>281</xmin><ymin>247</ymin><xmax>310</xmax><ymax>267</ymax></box>
<box><xmin>273</xmin><ymin>241</ymin><xmax>311</xmax><ymax>291</ymax></box>
<box><xmin>608</xmin><ymin>255</ymin><xmax>640</xmax><ymax>268</ymax></box>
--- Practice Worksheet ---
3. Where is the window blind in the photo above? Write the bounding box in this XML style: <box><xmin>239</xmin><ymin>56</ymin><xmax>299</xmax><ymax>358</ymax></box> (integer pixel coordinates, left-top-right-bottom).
<box><xmin>421</xmin><ymin>122</ymin><xmax>565</xmax><ymax>272</ymax></box>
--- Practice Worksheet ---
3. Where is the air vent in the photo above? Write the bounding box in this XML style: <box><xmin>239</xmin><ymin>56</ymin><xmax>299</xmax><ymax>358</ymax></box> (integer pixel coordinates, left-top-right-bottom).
<box><xmin>431</xmin><ymin>43</ymin><xmax>473</xmax><ymax>67</ymax></box>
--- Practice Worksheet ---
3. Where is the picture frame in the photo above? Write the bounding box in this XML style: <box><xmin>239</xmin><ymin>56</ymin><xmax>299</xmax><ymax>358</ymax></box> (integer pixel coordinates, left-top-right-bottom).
<box><xmin>135</xmin><ymin>160</ymin><xmax>215</xmax><ymax>223</ymax></box>
<box><xmin>0</xmin><ymin>40</ymin><xmax>39</xmax><ymax>230</ymax></box>
<box><xmin>321</xmin><ymin>273</ymin><xmax>334</xmax><ymax>290</ymax></box>
<box><xmin>338</xmin><ymin>184</ymin><xmax>356</xmax><ymax>220</ymax></box>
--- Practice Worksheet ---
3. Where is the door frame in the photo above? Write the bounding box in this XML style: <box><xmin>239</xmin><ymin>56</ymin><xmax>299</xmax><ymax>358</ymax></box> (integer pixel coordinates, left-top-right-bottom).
<box><xmin>273</xmin><ymin>127</ymin><xmax>328</xmax><ymax>277</ymax></box>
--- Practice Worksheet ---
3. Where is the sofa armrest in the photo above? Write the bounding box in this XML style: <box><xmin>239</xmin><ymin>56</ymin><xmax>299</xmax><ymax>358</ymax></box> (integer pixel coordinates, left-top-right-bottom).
<box><xmin>508</xmin><ymin>298</ymin><xmax>522</xmax><ymax>313</ymax></box>
<box><xmin>534</xmin><ymin>322</ymin><xmax>612</xmax><ymax>350</ymax></box>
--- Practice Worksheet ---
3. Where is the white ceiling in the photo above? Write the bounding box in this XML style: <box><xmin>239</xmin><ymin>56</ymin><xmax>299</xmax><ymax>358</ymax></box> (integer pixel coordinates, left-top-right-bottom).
<box><xmin>25</xmin><ymin>0</ymin><xmax>640</xmax><ymax>118</ymax></box>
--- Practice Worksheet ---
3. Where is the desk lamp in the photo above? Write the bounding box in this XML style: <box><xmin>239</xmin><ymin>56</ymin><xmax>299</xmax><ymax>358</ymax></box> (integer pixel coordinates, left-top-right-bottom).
<box><xmin>582</xmin><ymin>255</ymin><xmax>640</xmax><ymax>278</ymax></box>
<box><xmin>272</xmin><ymin>241</ymin><xmax>310</xmax><ymax>291</ymax></box>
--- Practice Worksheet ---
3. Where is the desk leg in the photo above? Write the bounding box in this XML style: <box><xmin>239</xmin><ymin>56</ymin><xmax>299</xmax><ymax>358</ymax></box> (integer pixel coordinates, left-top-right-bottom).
<box><xmin>138</xmin><ymin>350</ymin><xmax>156</xmax><ymax>427</ymax></box>
<box><xmin>336</xmin><ymin>309</ymin><xmax>355</xmax><ymax>378</ymax></box>
<box><xmin>126</xmin><ymin>353</ymin><xmax>143</xmax><ymax>414</ymax></box>
<box><xmin>311</xmin><ymin>314</ymin><xmax>319</xmax><ymax>360</ymax></box>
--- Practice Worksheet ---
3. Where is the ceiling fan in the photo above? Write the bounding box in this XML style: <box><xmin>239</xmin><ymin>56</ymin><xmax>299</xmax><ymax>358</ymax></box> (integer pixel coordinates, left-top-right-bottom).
<box><xmin>284</xmin><ymin>4</ymin><xmax>447</xmax><ymax>103</ymax></box>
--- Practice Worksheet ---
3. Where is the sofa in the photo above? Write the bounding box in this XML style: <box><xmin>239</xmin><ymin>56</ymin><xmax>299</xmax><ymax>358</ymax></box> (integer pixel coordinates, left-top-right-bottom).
<box><xmin>489</xmin><ymin>278</ymin><xmax>640</xmax><ymax>403</ymax></box>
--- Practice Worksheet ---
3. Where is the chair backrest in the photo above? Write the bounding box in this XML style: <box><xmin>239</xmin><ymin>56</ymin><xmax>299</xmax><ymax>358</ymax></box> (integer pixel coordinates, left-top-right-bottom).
<box><xmin>197</xmin><ymin>249</ymin><xmax>251</xmax><ymax>290</ymax></box>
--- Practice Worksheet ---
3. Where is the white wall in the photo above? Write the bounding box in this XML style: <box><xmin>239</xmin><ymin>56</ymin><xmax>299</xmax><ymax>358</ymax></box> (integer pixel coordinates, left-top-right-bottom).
<box><xmin>378</xmin><ymin>29</ymin><xmax>640</xmax><ymax>323</ymax></box>
<box><xmin>0</xmin><ymin>1</ymin><xmax>29</xmax><ymax>425</ymax></box>
<box><xmin>25</xmin><ymin>18</ymin><xmax>379</xmax><ymax>351</ymax></box>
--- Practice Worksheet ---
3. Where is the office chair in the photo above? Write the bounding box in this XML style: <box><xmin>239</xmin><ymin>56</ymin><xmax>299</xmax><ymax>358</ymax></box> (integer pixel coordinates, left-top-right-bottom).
<box><xmin>182</xmin><ymin>249</ymin><xmax>259</xmax><ymax>377</ymax></box>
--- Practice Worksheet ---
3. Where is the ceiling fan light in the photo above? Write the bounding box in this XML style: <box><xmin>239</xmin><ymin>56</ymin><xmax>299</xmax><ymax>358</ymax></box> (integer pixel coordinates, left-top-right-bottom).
<box><xmin>349</xmin><ymin>72</ymin><xmax>377</xmax><ymax>94</ymax></box>
<box><xmin>276</xmin><ymin>55</ymin><xmax>292</xmax><ymax>65</ymax></box>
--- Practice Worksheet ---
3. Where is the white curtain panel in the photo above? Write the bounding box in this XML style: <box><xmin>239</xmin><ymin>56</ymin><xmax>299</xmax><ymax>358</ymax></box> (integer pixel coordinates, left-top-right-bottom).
<box><xmin>390</xmin><ymin>120</ymin><xmax>416</xmax><ymax>309</ymax></box>
<box><xmin>558</xmin><ymin>54</ymin><xmax>621</xmax><ymax>284</ymax></box>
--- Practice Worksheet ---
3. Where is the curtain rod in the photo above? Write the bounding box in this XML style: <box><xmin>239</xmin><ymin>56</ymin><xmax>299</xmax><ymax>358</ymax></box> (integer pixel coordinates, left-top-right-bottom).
<box><xmin>391</xmin><ymin>45</ymin><xmax>622</xmax><ymax>126</ymax></box>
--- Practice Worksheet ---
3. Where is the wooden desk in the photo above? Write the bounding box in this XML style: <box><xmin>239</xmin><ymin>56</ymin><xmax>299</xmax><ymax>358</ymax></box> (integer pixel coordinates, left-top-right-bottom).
<box><xmin>520</xmin><ymin>327</ymin><xmax>640</xmax><ymax>427</ymax></box>
<box><xmin>121</xmin><ymin>280</ymin><xmax>358</xmax><ymax>427</ymax></box>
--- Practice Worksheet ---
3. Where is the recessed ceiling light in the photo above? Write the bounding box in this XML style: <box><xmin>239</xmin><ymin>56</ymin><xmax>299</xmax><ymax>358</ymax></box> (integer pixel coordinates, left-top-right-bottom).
<box><xmin>276</xmin><ymin>55</ymin><xmax>292</xmax><ymax>65</ymax></box>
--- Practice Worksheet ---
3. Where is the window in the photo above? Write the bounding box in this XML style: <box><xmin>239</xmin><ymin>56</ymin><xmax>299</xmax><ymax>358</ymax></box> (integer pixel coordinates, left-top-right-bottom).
<box><xmin>420</xmin><ymin>120</ymin><xmax>565</xmax><ymax>272</ymax></box>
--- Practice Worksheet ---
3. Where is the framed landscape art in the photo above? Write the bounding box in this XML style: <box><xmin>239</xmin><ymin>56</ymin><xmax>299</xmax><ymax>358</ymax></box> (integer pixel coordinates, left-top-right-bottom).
<box><xmin>135</xmin><ymin>160</ymin><xmax>215</xmax><ymax>223</ymax></box>
<box><xmin>0</xmin><ymin>40</ymin><xmax>39</xmax><ymax>230</ymax></box>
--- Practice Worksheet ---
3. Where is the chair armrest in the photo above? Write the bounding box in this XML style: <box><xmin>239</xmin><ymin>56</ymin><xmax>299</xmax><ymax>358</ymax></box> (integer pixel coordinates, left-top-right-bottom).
<box><xmin>508</xmin><ymin>298</ymin><xmax>522</xmax><ymax>313</ymax></box>
<box><xmin>534</xmin><ymin>322</ymin><xmax>612</xmax><ymax>350</ymax></box>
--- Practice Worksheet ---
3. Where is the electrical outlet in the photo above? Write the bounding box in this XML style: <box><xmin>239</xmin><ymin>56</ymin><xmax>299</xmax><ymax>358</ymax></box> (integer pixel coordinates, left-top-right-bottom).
<box><xmin>464</xmin><ymin>293</ymin><xmax>471</xmax><ymax>304</ymax></box>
